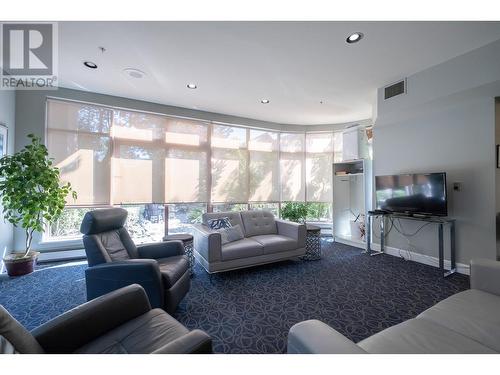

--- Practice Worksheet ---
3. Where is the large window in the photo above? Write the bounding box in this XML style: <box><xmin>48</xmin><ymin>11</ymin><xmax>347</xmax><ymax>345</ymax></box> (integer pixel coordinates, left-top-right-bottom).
<box><xmin>45</xmin><ymin>99</ymin><xmax>344</xmax><ymax>243</ymax></box>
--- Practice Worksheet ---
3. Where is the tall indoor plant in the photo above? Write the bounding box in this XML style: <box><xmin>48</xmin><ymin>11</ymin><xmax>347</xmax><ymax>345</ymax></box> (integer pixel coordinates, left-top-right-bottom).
<box><xmin>0</xmin><ymin>134</ymin><xmax>77</xmax><ymax>276</ymax></box>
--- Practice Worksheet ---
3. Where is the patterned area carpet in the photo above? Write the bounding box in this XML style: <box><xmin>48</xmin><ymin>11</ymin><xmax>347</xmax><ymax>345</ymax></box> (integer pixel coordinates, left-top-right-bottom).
<box><xmin>0</xmin><ymin>239</ymin><xmax>469</xmax><ymax>354</ymax></box>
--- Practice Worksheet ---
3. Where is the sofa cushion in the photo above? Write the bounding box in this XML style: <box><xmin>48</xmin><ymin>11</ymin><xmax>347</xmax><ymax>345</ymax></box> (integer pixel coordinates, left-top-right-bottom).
<box><xmin>203</xmin><ymin>212</ymin><xmax>244</xmax><ymax>234</ymax></box>
<box><xmin>157</xmin><ymin>255</ymin><xmax>189</xmax><ymax>288</ymax></box>
<box><xmin>357</xmin><ymin>318</ymin><xmax>495</xmax><ymax>354</ymax></box>
<box><xmin>251</xmin><ymin>234</ymin><xmax>298</xmax><ymax>254</ymax></box>
<box><xmin>221</xmin><ymin>238</ymin><xmax>263</xmax><ymax>261</ymax></box>
<box><xmin>240</xmin><ymin>210</ymin><xmax>277</xmax><ymax>237</ymax></box>
<box><xmin>207</xmin><ymin>217</ymin><xmax>231</xmax><ymax>230</ymax></box>
<box><xmin>75</xmin><ymin>309</ymin><xmax>189</xmax><ymax>354</ymax></box>
<box><xmin>417</xmin><ymin>289</ymin><xmax>500</xmax><ymax>352</ymax></box>
<box><xmin>218</xmin><ymin>224</ymin><xmax>245</xmax><ymax>245</ymax></box>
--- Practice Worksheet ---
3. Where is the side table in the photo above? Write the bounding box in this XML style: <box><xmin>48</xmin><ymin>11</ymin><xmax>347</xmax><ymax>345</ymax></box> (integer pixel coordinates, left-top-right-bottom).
<box><xmin>301</xmin><ymin>224</ymin><xmax>322</xmax><ymax>261</ymax></box>
<box><xmin>163</xmin><ymin>233</ymin><xmax>195</xmax><ymax>276</ymax></box>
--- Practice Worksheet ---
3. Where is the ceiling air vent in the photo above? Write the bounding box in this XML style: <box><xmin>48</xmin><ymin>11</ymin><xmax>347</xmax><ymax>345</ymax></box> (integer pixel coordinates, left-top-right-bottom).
<box><xmin>384</xmin><ymin>79</ymin><xmax>406</xmax><ymax>100</ymax></box>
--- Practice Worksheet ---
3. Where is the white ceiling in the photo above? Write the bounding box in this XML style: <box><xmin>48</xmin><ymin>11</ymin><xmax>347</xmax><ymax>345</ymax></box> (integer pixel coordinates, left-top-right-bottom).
<box><xmin>59</xmin><ymin>21</ymin><xmax>500</xmax><ymax>125</ymax></box>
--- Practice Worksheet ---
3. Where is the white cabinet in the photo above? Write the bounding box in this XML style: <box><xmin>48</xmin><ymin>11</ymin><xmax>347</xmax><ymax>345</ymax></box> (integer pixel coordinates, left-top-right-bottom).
<box><xmin>332</xmin><ymin>159</ymin><xmax>372</xmax><ymax>249</ymax></box>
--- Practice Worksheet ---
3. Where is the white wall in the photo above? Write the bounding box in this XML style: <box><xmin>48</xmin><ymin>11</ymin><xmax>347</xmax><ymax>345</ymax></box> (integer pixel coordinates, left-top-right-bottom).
<box><xmin>373</xmin><ymin>39</ymin><xmax>500</xmax><ymax>266</ymax></box>
<box><xmin>0</xmin><ymin>90</ymin><xmax>16</xmax><ymax>268</ymax></box>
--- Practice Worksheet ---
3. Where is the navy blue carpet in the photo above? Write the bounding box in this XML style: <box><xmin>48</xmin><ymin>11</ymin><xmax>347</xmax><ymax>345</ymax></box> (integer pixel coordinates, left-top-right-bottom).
<box><xmin>0</xmin><ymin>239</ymin><xmax>469</xmax><ymax>354</ymax></box>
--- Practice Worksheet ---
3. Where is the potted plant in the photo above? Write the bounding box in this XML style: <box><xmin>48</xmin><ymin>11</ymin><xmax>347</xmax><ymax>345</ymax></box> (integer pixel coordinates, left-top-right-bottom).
<box><xmin>0</xmin><ymin>134</ymin><xmax>77</xmax><ymax>276</ymax></box>
<box><xmin>281</xmin><ymin>202</ymin><xmax>309</xmax><ymax>223</ymax></box>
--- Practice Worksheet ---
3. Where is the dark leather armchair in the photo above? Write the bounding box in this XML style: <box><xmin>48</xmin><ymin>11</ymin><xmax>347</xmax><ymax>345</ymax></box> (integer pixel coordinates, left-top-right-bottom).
<box><xmin>0</xmin><ymin>285</ymin><xmax>211</xmax><ymax>354</ymax></box>
<box><xmin>80</xmin><ymin>208</ymin><xmax>190</xmax><ymax>313</ymax></box>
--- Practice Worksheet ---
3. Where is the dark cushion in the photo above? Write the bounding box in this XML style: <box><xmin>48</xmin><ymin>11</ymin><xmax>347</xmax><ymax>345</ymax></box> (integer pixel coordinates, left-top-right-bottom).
<box><xmin>75</xmin><ymin>309</ymin><xmax>189</xmax><ymax>354</ymax></box>
<box><xmin>97</xmin><ymin>230</ymin><xmax>131</xmax><ymax>261</ymax></box>
<box><xmin>157</xmin><ymin>256</ymin><xmax>189</xmax><ymax>288</ymax></box>
<box><xmin>207</xmin><ymin>217</ymin><xmax>231</xmax><ymax>230</ymax></box>
<box><xmin>0</xmin><ymin>306</ymin><xmax>44</xmax><ymax>354</ymax></box>
<box><xmin>80</xmin><ymin>208</ymin><xmax>128</xmax><ymax>235</ymax></box>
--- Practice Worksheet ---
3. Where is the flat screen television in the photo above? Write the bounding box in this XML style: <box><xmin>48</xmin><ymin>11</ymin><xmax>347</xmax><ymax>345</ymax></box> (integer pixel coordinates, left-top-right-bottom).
<box><xmin>375</xmin><ymin>172</ymin><xmax>448</xmax><ymax>217</ymax></box>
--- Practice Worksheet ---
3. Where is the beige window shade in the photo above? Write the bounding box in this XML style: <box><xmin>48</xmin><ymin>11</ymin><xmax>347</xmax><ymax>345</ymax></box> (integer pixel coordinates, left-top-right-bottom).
<box><xmin>111</xmin><ymin>110</ymin><xmax>167</xmax><ymax>204</ymax></box>
<box><xmin>280</xmin><ymin>133</ymin><xmax>305</xmax><ymax>201</ymax></box>
<box><xmin>164</xmin><ymin>119</ymin><xmax>209</xmax><ymax>203</ymax></box>
<box><xmin>306</xmin><ymin>133</ymin><xmax>334</xmax><ymax>202</ymax></box>
<box><xmin>46</xmin><ymin>100</ymin><xmax>112</xmax><ymax>206</ymax></box>
<box><xmin>249</xmin><ymin>130</ymin><xmax>279</xmax><ymax>202</ymax></box>
<box><xmin>211</xmin><ymin>125</ymin><xmax>248</xmax><ymax>203</ymax></box>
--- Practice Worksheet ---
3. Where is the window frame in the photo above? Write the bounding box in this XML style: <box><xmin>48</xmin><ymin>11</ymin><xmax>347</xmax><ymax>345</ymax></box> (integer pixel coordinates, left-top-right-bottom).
<box><xmin>43</xmin><ymin>97</ymin><xmax>342</xmax><ymax>249</ymax></box>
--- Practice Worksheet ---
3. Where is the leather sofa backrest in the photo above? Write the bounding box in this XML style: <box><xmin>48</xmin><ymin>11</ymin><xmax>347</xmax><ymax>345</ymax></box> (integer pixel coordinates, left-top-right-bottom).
<box><xmin>240</xmin><ymin>210</ymin><xmax>277</xmax><ymax>237</ymax></box>
<box><xmin>80</xmin><ymin>208</ymin><xmax>139</xmax><ymax>266</ymax></box>
<box><xmin>202</xmin><ymin>212</ymin><xmax>245</xmax><ymax>235</ymax></box>
<box><xmin>0</xmin><ymin>306</ymin><xmax>44</xmax><ymax>354</ymax></box>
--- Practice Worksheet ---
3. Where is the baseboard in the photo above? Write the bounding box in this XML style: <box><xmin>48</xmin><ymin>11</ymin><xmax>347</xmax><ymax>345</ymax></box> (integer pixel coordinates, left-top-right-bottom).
<box><xmin>370</xmin><ymin>243</ymin><xmax>469</xmax><ymax>275</ymax></box>
<box><xmin>37</xmin><ymin>249</ymin><xmax>87</xmax><ymax>263</ymax></box>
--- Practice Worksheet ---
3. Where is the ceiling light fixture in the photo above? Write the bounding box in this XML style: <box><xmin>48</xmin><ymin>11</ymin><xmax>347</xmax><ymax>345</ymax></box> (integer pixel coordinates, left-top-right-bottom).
<box><xmin>83</xmin><ymin>61</ymin><xmax>98</xmax><ymax>69</ymax></box>
<box><xmin>346</xmin><ymin>32</ymin><xmax>364</xmax><ymax>44</ymax></box>
<box><xmin>123</xmin><ymin>68</ymin><xmax>146</xmax><ymax>79</ymax></box>
<box><xmin>261</xmin><ymin>99</ymin><xmax>270</xmax><ymax>104</ymax></box>
<box><xmin>187</xmin><ymin>83</ymin><xmax>197</xmax><ymax>89</ymax></box>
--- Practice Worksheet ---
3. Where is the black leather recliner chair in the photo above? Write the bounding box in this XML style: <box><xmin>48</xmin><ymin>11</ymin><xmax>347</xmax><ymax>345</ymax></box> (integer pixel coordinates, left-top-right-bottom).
<box><xmin>80</xmin><ymin>208</ymin><xmax>190</xmax><ymax>313</ymax></box>
<box><xmin>0</xmin><ymin>285</ymin><xmax>211</xmax><ymax>354</ymax></box>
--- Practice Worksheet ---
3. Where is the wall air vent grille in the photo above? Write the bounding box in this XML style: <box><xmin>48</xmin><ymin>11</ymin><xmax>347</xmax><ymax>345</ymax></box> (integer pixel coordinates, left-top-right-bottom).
<box><xmin>384</xmin><ymin>79</ymin><xmax>406</xmax><ymax>100</ymax></box>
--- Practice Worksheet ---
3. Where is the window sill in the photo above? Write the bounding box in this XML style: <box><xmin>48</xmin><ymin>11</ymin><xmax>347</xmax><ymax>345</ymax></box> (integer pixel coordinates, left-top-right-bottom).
<box><xmin>36</xmin><ymin>238</ymin><xmax>84</xmax><ymax>252</ymax></box>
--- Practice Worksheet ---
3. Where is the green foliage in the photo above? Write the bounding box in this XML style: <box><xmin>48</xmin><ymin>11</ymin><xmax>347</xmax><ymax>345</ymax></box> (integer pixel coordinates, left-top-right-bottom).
<box><xmin>0</xmin><ymin>134</ymin><xmax>77</xmax><ymax>255</ymax></box>
<box><xmin>281</xmin><ymin>202</ymin><xmax>309</xmax><ymax>223</ymax></box>
<box><xmin>306</xmin><ymin>202</ymin><xmax>331</xmax><ymax>221</ymax></box>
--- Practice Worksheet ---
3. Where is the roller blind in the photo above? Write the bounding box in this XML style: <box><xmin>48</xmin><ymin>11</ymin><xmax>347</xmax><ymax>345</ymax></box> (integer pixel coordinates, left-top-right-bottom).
<box><xmin>164</xmin><ymin>119</ymin><xmax>209</xmax><ymax>203</ymax></box>
<box><xmin>280</xmin><ymin>133</ymin><xmax>305</xmax><ymax>201</ymax></box>
<box><xmin>111</xmin><ymin>110</ymin><xmax>167</xmax><ymax>204</ymax></box>
<box><xmin>306</xmin><ymin>133</ymin><xmax>334</xmax><ymax>202</ymax></box>
<box><xmin>46</xmin><ymin>99</ymin><xmax>112</xmax><ymax>206</ymax></box>
<box><xmin>249</xmin><ymin>130</ymin><xmax>279</xmax><ymax>202</ymax></box>
<box><xmin>211</xmin><ymin>125</ymin><xmax>248</xmax><ymax>203</ymax></box>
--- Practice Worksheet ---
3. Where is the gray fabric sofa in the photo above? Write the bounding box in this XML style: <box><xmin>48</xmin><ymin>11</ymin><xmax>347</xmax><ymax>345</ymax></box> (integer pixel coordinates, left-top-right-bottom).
<box><xmin>288</xmin><ymin>258</ymin><xmax>500</xmax><ymax>354</ymax></box>
<box><xmin>193</xmin><ymin>210</ymin><xmax>306</xmax><ymax>273</ymax></box>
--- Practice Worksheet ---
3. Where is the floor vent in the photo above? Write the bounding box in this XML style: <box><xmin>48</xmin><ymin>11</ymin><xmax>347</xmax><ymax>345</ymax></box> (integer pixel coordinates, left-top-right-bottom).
<box><xmin>384</xmin><ymin>79</ymin><xmax>406</xmax><ymax>100</ymax></box>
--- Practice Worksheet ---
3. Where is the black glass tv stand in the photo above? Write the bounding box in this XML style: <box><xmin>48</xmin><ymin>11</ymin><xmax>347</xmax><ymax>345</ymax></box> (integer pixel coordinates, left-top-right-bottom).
<box><xmin>364</xmin><ymin>211</ymin><xmax>456</xmax><ymax>277</ymax></box>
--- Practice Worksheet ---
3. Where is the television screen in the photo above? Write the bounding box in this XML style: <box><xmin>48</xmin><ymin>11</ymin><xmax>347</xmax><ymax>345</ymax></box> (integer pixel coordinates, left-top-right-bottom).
<box><xmin>375</xmin><ymin>172</ymin><xmax>447</xmax><ymax>217</ymax></box>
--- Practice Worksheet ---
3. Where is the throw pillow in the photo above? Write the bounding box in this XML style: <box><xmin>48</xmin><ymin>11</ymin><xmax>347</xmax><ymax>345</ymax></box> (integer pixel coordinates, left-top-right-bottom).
<box><xmin>218</xmin><ymin>225</ymin><xmax>244</xmax><ymax>245</ymax></box>
<box><xmin>208</xmin><ymin>217</ymin><xmax>232</xmax><ymax>230</ymax></box>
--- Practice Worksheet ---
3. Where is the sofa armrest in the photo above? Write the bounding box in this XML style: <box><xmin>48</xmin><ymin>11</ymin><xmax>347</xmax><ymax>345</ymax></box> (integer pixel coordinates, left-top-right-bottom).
<box><xmin>470</xmin><ymin>259</ymin><xmax>500</xmax><ymax>296</ymax></box>
<box><xmin>85</xmin><ymin>259</ymin><xmax>164</xmax><ymax>308</ymax></box>
<box><xmin>288</xmin><ymin>320</ymin><xmax>366</xmax><ymax>354</ymax></box>
<box><xmin>276</xmin><ymin>219</ymin><xmax>306</xmax><ymax>248</ymax></box>
<box><xmin>32</xmin><ymin>284</ymin><xmax>151</xmax><ymax>353</ymax></box>
<box><xmin>193</xmin><ymin>223</ymin><xmax>222</xmax><ymax>262</ymax></box>
<box><xmin>152</xmin><ymin>329</ymin><xmax>212</xmax><ymax>354</ymax></box>
<box><xmin>138</xmin><ymin>240</ymin><xmax>184</xmax><ymax>259</ymax></box>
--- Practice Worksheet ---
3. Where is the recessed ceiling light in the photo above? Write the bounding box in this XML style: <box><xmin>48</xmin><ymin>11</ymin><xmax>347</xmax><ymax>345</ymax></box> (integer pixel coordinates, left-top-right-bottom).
<box><xmin>123</xmin><ymin>68</ymin><xmax>146</xmax><ymax>79</ymax></box>
<box><xmin>83</xmin><ymin>61</ymin><xmax>97</xmax><ymax>69</ymax></box>
<box><xmin>187</xmin><ymin>83</ymin><xmax>197</xmax><ymax>89</ymax></box>
<box><xmin>261</xmin><ymin>99</ymin><xmax>270</xmax><ymax>104</ymax></box>
<box><xmin>346</xmin><ymin>32</ymin><xmax>364</xmax><ymax>44</ymax></box>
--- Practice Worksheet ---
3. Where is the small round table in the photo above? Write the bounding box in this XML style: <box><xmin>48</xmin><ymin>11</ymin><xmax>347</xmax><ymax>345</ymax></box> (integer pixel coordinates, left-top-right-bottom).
<box><xmin>163</xmin><ymin>233</ymin><xmax>195</xmax><ymax>275</ymax></box>
<box><xmin>301</xmin><ymin>224</ymin><xmax>322</xmax><ymax>261</ymax></box>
